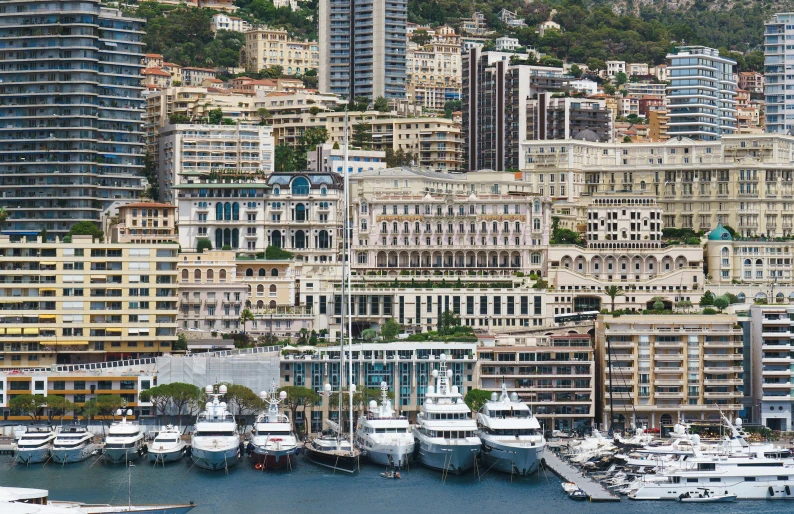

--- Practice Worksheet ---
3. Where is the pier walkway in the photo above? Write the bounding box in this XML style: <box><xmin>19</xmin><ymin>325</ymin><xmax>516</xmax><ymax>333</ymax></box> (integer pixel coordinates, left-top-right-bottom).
<box><xmin>542</xmin><ymin>451</ymin><xmax>620</xmax><ymax>502</ymax></box>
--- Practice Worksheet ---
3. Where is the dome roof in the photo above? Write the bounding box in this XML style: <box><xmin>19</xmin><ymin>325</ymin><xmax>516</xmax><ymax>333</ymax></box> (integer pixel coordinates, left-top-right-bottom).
<box><xmin>708</xmin><ymin>222</ymin><xmax>732</xmax><ymax>241</ymax></box>
<box><xmin>572</xmin><ymin>129</ymin><xmax>600</xmax><ymax>142</ymax></box>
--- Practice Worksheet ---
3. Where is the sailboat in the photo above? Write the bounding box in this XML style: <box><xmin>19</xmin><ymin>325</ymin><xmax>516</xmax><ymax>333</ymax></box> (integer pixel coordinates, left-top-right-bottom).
<box><xmin>303</xmin><ymin>111</ymin><xmax>361</xmax><ymax>474</ymax></box>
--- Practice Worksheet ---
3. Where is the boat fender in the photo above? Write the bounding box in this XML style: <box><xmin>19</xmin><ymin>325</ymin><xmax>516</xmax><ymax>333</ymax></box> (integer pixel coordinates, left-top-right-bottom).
<box><xmin>769</xmin><ymin>486</ymin><xmax>774</xmax><ymax>496</ymax></box>
<box><xmin>786</xmin><ymin>485</ymin><xmax>791</xmax><ymax>496</ymax></box>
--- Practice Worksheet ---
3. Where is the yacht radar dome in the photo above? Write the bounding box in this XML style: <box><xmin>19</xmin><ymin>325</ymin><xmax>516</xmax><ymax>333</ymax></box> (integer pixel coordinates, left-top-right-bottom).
<box><xmin>259</xmin><ymin>391</ymin><xmax>267</xmax><ymax>400</ymax></box>
<box><xmin>432</xmin><ymin>369</ymin><xmax>439</xmax><ymax>378</ymax></box>
<box><xmin>205</xmin><ymin>385</ymin><xmax>213</xmax><ymax>394</ymax></box>
<box><xmin>324</xmin><ymin>383</ymin><xmax>332</xmax><ymax>393</ymax></box>
<box><xmin>115</xmin><ymin>409</ymin><xmax>123</xmax><ymax>416</ymax></box>
<box><xmin>369</xmin><ymin>400</ymin><xmax>377</xmax><ymax>410</ymax></box>
<box><xmin>279</xmin><ymin>391</ymin><xmax>287</xmax><ymax>401</ymax></box>
<box><xmin>218</xmin><ymin>385</ymin><xmax>227</xmax><ymax>395</ymax></box>
<box><xmin>427</xmin><ymin>386</ymin><xmax>435</xmax><ymax>395</ymax></box>
<box><xmin>446</xmin><ymin>369</ymin><xmax>453</xmax><ymax>378</ymax></box>
<box><xmin>491</xmin><ymin>392</ymin><xmax>498</xmax><ymax>401</ymax></box>
<box><xmin>440</xmin><ymin>353</ymin><xmax>447</xmax><ymax>361</ymax></box>
<box><xmin>126</xmin><ymin>409</ymin><xmax>132</xmax><ymax>416</ymax></box>
<box><xmin>451</xmin><ymin>386</ymin><xmax>459</xmax><ymax>395</ymax></box>
<box><xmin>510</xmin><ymin>392</ymin><xmax>518</xmax><ymax>402</ymax></box>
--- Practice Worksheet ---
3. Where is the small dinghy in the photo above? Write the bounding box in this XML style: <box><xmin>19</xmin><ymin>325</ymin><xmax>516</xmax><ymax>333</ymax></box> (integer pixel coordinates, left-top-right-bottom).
<box><xmin>380</xmin><ymin>470</ymin><xmax>401</xmax><ymax>479</ymax></box>
<box><xmin>677</xmin><ymin>489</ymin><xmax>736</xmax><ymax>503</ymax></box>
<box><xmin>568</xmin><ymin>489</ymin><xmax>588</xmax><ymax>501</ymax></box>
<box><xmin>562</xmin><ymin>482</ymin><xmax>579</xmax><ymax>494</ymax></box>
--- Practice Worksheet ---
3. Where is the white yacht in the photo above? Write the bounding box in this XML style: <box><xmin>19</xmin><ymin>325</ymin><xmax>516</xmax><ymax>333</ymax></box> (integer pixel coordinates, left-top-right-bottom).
<box><xmin>629</xmin><ymin>450</ymin><xmax>794</xmax><ymax>500</ymax></box>
<box><xmin>249</xmin><ymin>388</ymin><xmax>299</xmax><ymax>470</ymax></box>
<box><xmin>148</xmin><ymin>425</ymin><xmax>187</xmax><ymax>464</ymax></box>
<box><xmin>355</xmin><ymin>381</ymin><xmax>414</xmax><ymax>468</ymax></box>
<box><xmin>190</xmin><ymin>385</ymin><xmax>241</xmax><ymax>471</ymax></box>
<box><xmin>0</xmin><ymin>486</ymin><xmax>196</xmax><ymax>513</ymax></box>
<box><xmin>476</xmin><ymin>383</ymin><xmax>545</xmax><ymax>475</ymax></box>
<box><xmin>49</xmin><ymin>426</ymin><xmax>98</xmax><ymax>464</ymax></box>
<box><xmin>413</xmin><ymin>354</ymin><xmax>481</xmax><ymax>474</ymax></box>
<box><xmin>103</xmin><ymin>409</ymin><xmax>144</xmax><ymax>464</ymax></box>
<box><xmin>14</xmin><ymin>426</ymin><xmax>57</xmax><ymax>465</ymax></box>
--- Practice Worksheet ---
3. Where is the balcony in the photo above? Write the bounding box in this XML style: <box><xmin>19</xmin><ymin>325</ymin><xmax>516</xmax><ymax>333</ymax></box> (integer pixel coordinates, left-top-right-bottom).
<box><xmin>704</xmin><ymin>391</ymin><xmax>743</xmax><ymax>398</ymax></box>
<box><xmin>703</xmin><ymin>366</ymin><xmax>743</xmax><ymax>373</ymax></box>
<box><xmin>654</xmin><ymin>367</ymin><xmax>684</xmax><ymax>374</ymax></box>
<box><xmin>654</xmin><ymin>379</ymin><xmax>684</xmax><ymax>386</ymax></box>
<box><xmin>654</xmin><ymin>341</ymin><xmax>684</xmax><ymax>348</ymax></box>
<box><xmin>704</xmin><ymin>379</ymin><xmax>743</xmax><ymax>386</ymax></box>
<box><xmin>654</xmin><ymin>391</ymin><xmax>685</xmax><ymax>398</ymax></box>
<box><xmin>703</xmin><ymin>354</ymin><xmax>742</xmax><ymax>361</ymax></box>
<box><xmin>654</xmin><ymin>354</ymin><xmax>684</xmax><ymax>361</ymax></box>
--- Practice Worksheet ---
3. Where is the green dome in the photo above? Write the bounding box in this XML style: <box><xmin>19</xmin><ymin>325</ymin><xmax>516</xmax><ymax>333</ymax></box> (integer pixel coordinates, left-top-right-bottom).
<box><xmin>708</xmin><ymin>223</ymin><xmax>732</xmax><ymax>241</ymax></box>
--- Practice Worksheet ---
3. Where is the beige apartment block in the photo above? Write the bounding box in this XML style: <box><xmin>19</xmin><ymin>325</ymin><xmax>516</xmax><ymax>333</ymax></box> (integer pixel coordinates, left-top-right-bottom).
<box><xmin>521</xmin><ymin>134</ymin><xmax>794</xmax><ymax>237</ymax></box>
<box><xmin>595</xmin><ymin>314</ymin><xmax>743</xmax><ymax>430</ymax></box>
<box><xmin>110</xmin><ymin>202</ymin><xmax>177</xmax><ymax>244</ymax></box>
<box><xmin>270</xmin><ymin>112</ymin><xmax>463</xmax><ymax>171</ymax></box>
<box><xmin>478</xmin><ymin>333</ymin><xmax>595</xmax><ymax>432</ymax></box>
<box><xmin>240</xmin><ymin>27</ymin><xmax>319</xmax><ymax>75</ymax></box>
<box><xmin>0</xmin><ymin>236</ymin><xmax>178</xmax><ymax>369</ymax></box>
<box><xmin>406</xmin><ymin>39</ymin><xmax>461</xmax><ymax>111</ymax></box>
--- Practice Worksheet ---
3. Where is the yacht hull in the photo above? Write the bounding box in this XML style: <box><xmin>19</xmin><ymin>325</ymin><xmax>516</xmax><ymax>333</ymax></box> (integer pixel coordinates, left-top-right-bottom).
<box><xmin>303</xmin><ymin>445</ymin><xmax>359</xmax><ymax>474</ymax></box>
<box><xmin>415</xmin><ymin>439</ymin><xmax>480</xmax><ymax>474</ymax></box>
<box><xmin>50</xmin><ymin>444</ymin><xmax>98</xmax><ymax>464</ymax></box>
<box><xmin>104</xmin><ymin>447</ymin><xmax>143</xmax><ymax>464</ymax></box>
<box><xmin>365</xmin><ymin>443</ymin><xmax>414</xmax><ymax>468</ymax></box>
<box><xmin>251</xmin><ymin>447</ymin><xmax>298</xmax><ymax>469</ymax></box>
<box><xmin>480</xmin><ymin>439</ymin><xmax>544</xmax><ymax>475</ymax></box>
<box><xmin>190</xmin><ymin>446</ymin><xmax>239</xmax><ymax>471</ymax></box>
<box><xmin>149</xmin><ymin>448</ymin><xmax>186</xmax><ymax>464</ymax></box>
<box><xmin>57</xmin><ymin>503</ymin><xmax>196</xmax><ymax>513</ymax></box>
<box><xmin>14</xmin><ymin>447</ymin><xmax>49</xmax><ymax>465</ymax></box>
<box><xmin>631</xmin><ymin>482</ymin><xmax>794</xmax><ymax>500</ymax></box>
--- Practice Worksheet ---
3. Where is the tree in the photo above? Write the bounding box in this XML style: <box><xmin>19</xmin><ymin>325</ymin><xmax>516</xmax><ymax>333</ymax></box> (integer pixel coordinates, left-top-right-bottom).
<box><xmin>384</xmin><ymin>148</ymin><xmax>414</xmax><ymax>167</ymax></box>
<box><xmin>94</xmin><ymin>395</ymin><xmax>126</xmax><ymax>428</ymax></box>
<box><xmin>352</xmin><ymin>123</ymin><xmax>372</xmax><ymax>150</ymax></box>
<box><xmin>614</xmin><ymin>71</ymin><xmax>628</xmax><ymax>85</ymax></box>
<box><xmin>45</xmin><ymin>395</ymin><xmax>74</xmax><ymax>423</ymax></box>
<box><xmin>207</xmin><ymin>108</ymin><xmax>224</xmax><ymax>125</ymax></box>
<box><xmin>275</xmin><ymin>144</ymin><xmax>297</xmax><ymax>172</ymax></box>
<box><xmin>279</xmin><ymin>386</ymin><xmax>320</xmax><ymax>436</ymax></box>
<box><xmin>464</xmin><ymin>389</ymin><xmax>492</xmax><ymax>413</ymax></box>
<box><xmin>714</xmin><ymin>295</ymin><xmax>729</xmax><ymax>312</ymax></box>
<box><xmin>140</xmin><ymin>385</ymin><xmax>172</xmax><ymax>424</ymax></box>
<box><xmin>168</xmin><ymin>383</ymin><xmax>203</xmax><ymax>431</ymax></box>
<box><xmin>196</xmin><ymin>238</ymin><xmax>212</xmax><ymax>253</ymax></box>
<box><xmin>569</xmin><ymin>64</ymin><xmax>582</xmax><ymax>78</ymax></box>
<box><xmin>603</xmin><ymin>82</ymin><xmax>616</xmax><ymax>95</ymax></box>
<box><xmin>256</xmin><ymin>107</ymin><xmax>272</xmax><ymax>125</ymax></box>
<box><xmin>722</xmin><ymin>225</ymin><xmax>738</xmax><ymax>238</ymax></box>
<box><xmin>381</xmin><ymin>318</ymin><xmax>401</xmax><ymax>339</ymax></box>
<box><xmin>265</xmin><ymin>245</ymin><xmax>294</xmax><ymax>259</ymax></box>
<box><xmin>652</xmin><ymin>300</ymin><xmax>665</xmax><ymax>311</ymax></box>
<box><xmin>297</xmin><ymin>327</ymin><xmax>310</xmax><ymax>345</ymax></box>
<box><xmin>174</xmin><ymin>332</ymin><xmax>188</xmax><ymax>351</ymax></box>
<box><xmin>9</xmin><ymin>394</ymin><xmax>47</xmax><ymax>422</ymax></box>
<box><xmin>700</xmin><ymin>290</ymin><xmax>715</xmax><ymax>306</ymax></box>
<box><xmin>410</xmin><ymin>29</ymin><xmax>432</xmax><ymax>46</ymax></box>
<box><xmin>361</xmin><ymin>328</ymin><xmax>377</xmax><ymax>342</ymax></box>
<box><xmin>439</xmin><ymin>310</ymin><xmax>460</xmax><ymax>336</ymax></box>
<box><xmin>373</xmin><ymin>96</ymin><xmax>389</xmax><ymax>113</ymax></box>
<box><xmin>223</xmin><ymin>384</ymin><xmax>262</xmax><ymax>427</ymax></box>
<box><xmin>239</xmin><ymin>308</ymin><xmax>255</xmax><ymax>337</ymax></box>
<box><xmin>444</xmin><ymin>100</ymin><xmax>462</xmax><ymax>119</ymax></box>
<box><xmin>0</xmin><ymin>207</ymin><xmax>8</xmax><ymax>228</ymax></box>
<box><xmin>67</xmin><ymin>221</ymin><xmax>103</xmax><ymax>241</ymax></box>
<box><xmin>604</xmin><ymin>285</ymin><xmax>625</xmax><ymax>313</ymax></box>
<box><xmin>309</xmin><ymin>106</ymin><xmax>321</xmax><ymax>116</ymax></box>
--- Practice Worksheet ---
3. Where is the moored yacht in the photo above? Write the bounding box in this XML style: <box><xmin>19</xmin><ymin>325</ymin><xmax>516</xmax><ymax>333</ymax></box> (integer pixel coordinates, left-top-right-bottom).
<box><xmin>103</xmin><ymin>409</ymin><xmax>144</xmax><ymax>464</ymax></box>
<box><xmin>190</xmin><ymin>385</ymin><xmax>241</xmax><ymax>471</ymax></box>
<box><xmin>148</xmin><ymin>425</ymin><xmax>187</xmax><ymax>464</ymax></box>
<box><xmin>413</xmin><ymin>354</ymin><xmax>481</xmax><ymax>474</ymax></box>
<box><xmin>476</xmin><ymin>383</ymin><xmax>545</xmax><ymax>475</ymax></box>
<box><xmin>50</xmin><ymin>426</ymin><xmax>98</xmax><ymax>464</ymax></box>
<box><xmin>303</xmin><ymin>420</ymin><xmax>360</xmax><ymax>474</ymax></box>
<box><xmin>249</xmin><ymin>388</ymin><xmax>299</xmax><ymax>470</ymax></box>
<box><xmin>355</xmin><ymin>381</ymin><xmax>414</xmax><ymax>468</ymax></box>
<box><xmin>0</xmin><ymin>486</ymin><xmax>196</xmax><ymax>513</ymax></box>
<box><xmin>14</xmin><ymin>426</ymin><xmax>57</xmax><ymax>465</ymax></box>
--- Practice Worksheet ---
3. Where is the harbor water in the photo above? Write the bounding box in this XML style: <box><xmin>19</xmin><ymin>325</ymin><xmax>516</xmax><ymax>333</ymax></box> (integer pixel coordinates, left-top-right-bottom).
<box><xmin>1</xmin><ymin>455</ymin><xmax>794</xmax><ymax>513</ymax></box>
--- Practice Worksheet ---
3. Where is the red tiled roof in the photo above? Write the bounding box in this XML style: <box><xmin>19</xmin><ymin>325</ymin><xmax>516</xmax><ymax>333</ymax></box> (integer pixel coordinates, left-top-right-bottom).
<box><xmin>142</xmin><ymin>68</ymin><xmax>171</xmax><ymax>77</ymax></box>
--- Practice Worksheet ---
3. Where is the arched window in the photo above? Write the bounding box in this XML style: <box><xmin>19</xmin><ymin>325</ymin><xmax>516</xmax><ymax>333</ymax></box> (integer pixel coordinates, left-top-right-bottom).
<box><xmin>271</xmin><ymin>230</ymin><xmax>282</xmax><ymax>248</ymax></box>
<box><xmin>269</xmin><ymin>284</ymin><xmax>277</xmax><ymax>295</ymax></box>
<box><xmin>756</xmin><ymin>259</ymin><xmax>763</xmax><ymax>266</ymax></box>
<box><xmin>744</xmin><ymin>259</ymin><xmax>751</xmax><ymax>266</ymax></box>
<box><xmin>257</xmin><ymin>284</ymin><xmax>264</xmax><ymax>294</ymax></box>
<box><xmin>318</xmin><ymin>229</ymin><xmax>329</xmax><ymax>249</ymax></box>
<box><xmin>294</xmin><ymin>230</ymin><xmax>306</xmax><ymax>249</ymax></box>
<box><xmin>207</xmin><ymin>269</ymin><xmax>214</xmax><ymax>282</ymax></box>
<box><xmin>219</xmin><ymin>269</ymin><xmax>227</xmax><ymax>281</ymax></box>
<box><xmin>295</xmin><ymin>203</ymin><xmax>306</xmax><ymax>222</ymax></box>
<box><xmin>258</xmin><ymin>268</ymin><xmax>266</xmax><ymax>277</ymax></box>
<box><xmin>181</xmin><ymin>269</ymin><xmax>188</xmax><ymax>281</ymax></box>
<box><xmin>215</xmin><ymin>229</ymin><xmax>223</xmax><ymax>250</ymax></box>
<box><xmin>321</xmin><ymin>187</ymin><xmax>327</xmax><ymax>196</ymax></box>
<box><xmin>216</xmin><ymin>203</ymin><xmax>223</xmax><ymax>221</ymax></box>
<box><xmin>246</xmin><ymin>268</ymin><xmax>254</xmax><ymax>277</ymax></box>
<box><xmin>273</xmin><ymin>187</ymin><xmax>280</xmax><ymax>196</ymax></box>
<box><xmin>223</xmin><ymin>228</ymin><xmax>231</xmax><ymax>247</ymax></box>
<box><xmin>721</xmin><ymin>247</ymin><xmax>729</xmax><ymax>257</ymax></box>
<box><xmin>232</xmin><ymin>202</ymin><xmax>239</xmax><ymax>221</ymax></box>
<box><xmin>534</xmin><ymin>200</ymin><xmax>540</xmax><ymax>213</ymax></box>
<box><xmin>291</xmin><ymin>176</ymin><xmax>310</xmax><ymax>195</ymax></box>
<box><xmin>361</xmin><ymin>201</ymin><xmax>368</xmax><ymax>213</ymax></box>
<box><xmin>194</xmin><ymin>269</ymin><xmax>201</xmax><ymax>281</ymax></box>
<box><xmin>271</xmin><ymin>268</ymin><xmax>279</xmax><ymax>277</ymax></box>
<box><xmin>232</xmin><ymin>228</ymin><xmax>239</xmax><ymax>249</ymax></box>
<box><xmin>224</xmin><ymin>202</ymin><xmax>232</xmax><ymax>221</ymax></box>
<box><xmin>269</xmin><ymin>300</ymin><xmax>277</xmax><ymax>309</ymax></box>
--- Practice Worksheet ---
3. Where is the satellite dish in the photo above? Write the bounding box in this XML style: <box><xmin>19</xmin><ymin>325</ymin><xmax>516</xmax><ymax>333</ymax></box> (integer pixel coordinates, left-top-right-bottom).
<box><xmin>259</xmin><ymin>391</ymin><xmax>267</xmax><ymax>400</ymax></box>
<box><xmin>205</xmin><ymin>385</ymin><xmax>213</xmax><ymax>394</ymax></box>
<box><xmin>324</xmin><ymin>383</ymin><xmax>332</xmax><ymax>393</ymax></box>
<box><xmin>279</xmin><ymin>391</ymin><xmax>287</xmax><ymax>400</ymax></box>
<box><xmin>735</xmin><ymin>418</ymin><xmax>743</xmax><ymax>427</ymax></box>
<box><xmin>218</xmin><ymin>385</ymin><xmax>227</xmax><ymax>395</ymax></box>
<box><xmin>490</xmin><ymin>392</ymin><xmax>498</xmax><ymax>401</ymax></box>
<box><xmin>369</xmin><ymin>400</ymin><xmax>377</xmax><ymax>410</ymax></box>
<box><xmin>509</xmin><ymin>392</ymin><xmax>519</xmax><ymax>402</ymax></box>
<box><xmin>115</xmin><ymin>409</ymin><xmax>123</xmax><ymax>416</ymax></box>
<box><xmin>126</xmin><ymin>409</ymin><xmax>132</xmax><ymax>416</ymax></box>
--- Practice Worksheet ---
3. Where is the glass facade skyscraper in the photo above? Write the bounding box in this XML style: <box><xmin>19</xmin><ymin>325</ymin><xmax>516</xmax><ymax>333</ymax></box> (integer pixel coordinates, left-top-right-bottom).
<box><xmin>0</xmin><ymin>0</ymin><xmax>146</xmax><ymax>236</ymax></box>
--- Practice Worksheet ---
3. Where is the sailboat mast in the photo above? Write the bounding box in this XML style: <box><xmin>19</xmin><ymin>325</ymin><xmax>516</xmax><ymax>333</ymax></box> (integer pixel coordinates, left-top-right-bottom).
<box><xmin>343</xmin><ymin>110</ymin><xmax>354</xmax><ymax>447</ymax></box>
<box><xmin>337</xmin><ymin>112</ymin><xmax>348</xmax><ymax>439</ymax></box>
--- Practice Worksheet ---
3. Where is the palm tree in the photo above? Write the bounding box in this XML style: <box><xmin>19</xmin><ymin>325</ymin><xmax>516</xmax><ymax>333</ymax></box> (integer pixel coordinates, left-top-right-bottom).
<box><xmin>604</xmin><ymin>285</ymin><xmax>625</xmax><ymax>312</ymax></box>
<box><xmin>239</xmin><ymin>308</ymin><xmax>255</xmax><ymax>337</ymax></box>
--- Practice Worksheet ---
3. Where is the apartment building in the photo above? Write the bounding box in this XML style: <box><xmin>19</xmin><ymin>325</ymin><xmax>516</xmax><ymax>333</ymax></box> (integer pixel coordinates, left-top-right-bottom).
<box><xmin>240</xmin><ymin>27</ymin><xmax>319</xmax><ymax>75</ymax></box>
<box><xmin>748</xmin><ymin>305</ymin><xmax>794</xmax><ymax>430</ymax></box>
<box><xmin>606</xmin><ymin>60</ymin><xmax>626</xmax><ymax>77</ymax></box>
<box><xmin>478</xmin><ymin>334</ymin><xmax>595</xmax><ymax>432</ymax></box>
<box><xmin>738</xmin><ymin>71</ymin><xmax>764</xmax><ymax>94</ymax></box>
<box><xmin>307</xmin><ymin>143</ymin><xmax>387</xmax><ymax>174</ymax></box>
<box><xmin>318</xmin><ymin>0</ymin><xmax>407</xmax><ymax>100</ymax></box>
<box><xmin>624</xmin><ymin>82</ymin><xmax>666</xmax><ymax>98</ymax></box>
<box><xmin>647</xmin><ymin>109</ymin><xmax>669</xmax><ymax>141</ymax></box>
<box><xmin>765</xmin><ymin>13</ymin><xmax>794</xmax><ymax>133</ymax></box>
<box><xmin>666</xmin><ymin>46</ymin><xmax>737</xmax><ymax>140</ymax></box>
<box><xmin>627</xmin><ymin>63</ymin><xmax>650</xmax><ymax>76</ymax></box>
<box><xmin>595</xmin><ymin>314</ymin><xmax>743</xmax><ymax>430</ymax></box>
<box><xmin>406</xmin><ymin>39</ymin><xmax>462</xmax><ymax>111</ymax></box>
<box><xmin>0</xmin><ymin>235</ymin><xmax>178</xmax><ymax>370</ymax></box>
<box><xmin>210</xmin><ymin>14</ymin><xmax>251</xmax><ymax>33</ymax></box>
<box><xmin>157</xmin><ymin>123</ymin><xmax>274</xmax><ymax>203</ymax></box>
<box><xmin>520</xmin><ymin>135</ymin><xmax>794</xmax><ymax>238</ymax></box>
<box><xmin>280</xmin><ymin>343</ymin><xmax>477</xmax><ymax>429</ymax></box>
<box><xmin>526</xmin><ymin>94</ymin><xmax>612</xmax><ymax>142</ymax></box>
<box><xmin>110</xmin><ymin>202</ymin><xmax>177</xmax><ymax>244</ymax></box>
<box><xmin>270</xmin><ymin>112</ymin><xmax>463</xmax><ymax>171</ymax></box>
<box><xmin>175</xmin><ymin>171</ymin><xmax>342</xmax><ymax>262</ymax></box>
<box><xmin>0</xmin><ymin>0</ymin><xmax>146</xmax><ymax>236</ymax></box>
<box><xmin>547</xmin><ymin>195</ymin><xmax>703</xmax><ymax>314</ymax></box>
<box><xmin>462</xmin><ymin>49</ymin><xmax>569</xmax><ymax>170</ymax></box>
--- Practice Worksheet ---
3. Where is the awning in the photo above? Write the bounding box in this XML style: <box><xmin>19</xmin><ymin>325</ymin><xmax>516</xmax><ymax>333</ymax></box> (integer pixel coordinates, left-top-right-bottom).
<box><xmin>23</xmin><ymin>328</ymin><xmax>38</xmax><ymax>335</ymax></box>
<box><xmin>106</xmin><ymin>329</ymin><xmax>122</xmax><ymax>334</ymax></box>
<box><xmin>128</xmin><ymin>328</ymin><xmax>139</xmax><ymax>335</ymax></box>
<box><xmin>56</xmin><ymin>341</ymin><xmax>88</xmax><ymax>346</ymax></box>
<box><xmin>38</xmin><ymin>315</ymin><xmax>56</xmax><ymax>320</ymax></box>
<box><xmin>5</xmin><ymin>328</ymin><xmax>21</xmax><ymax>335</ymax></box>
<box><xmin>39</xmin><ymin>289</ymin><xmax>56</xmax><ymax>293</ymax></box>
<box><xmin>39</xmin><ymin>262</ymin><xmax>56</xmax><ymax>266</ymax></box>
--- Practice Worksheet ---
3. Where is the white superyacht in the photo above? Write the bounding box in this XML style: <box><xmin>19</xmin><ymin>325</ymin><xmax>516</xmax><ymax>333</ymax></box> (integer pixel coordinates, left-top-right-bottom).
<box><xmin>413</xmin><ymin>353</ymin><xmax>481</xmax><ymax>474</ymax></box>
<box><xmin>14</xmin><ymin>426</ymin><xmax>57</xmax><ymax>465</ymax></box>
<box><xmin>50</xmin><ymin>426</ymin><xmax>98</xmax><ymax>464</ymax></box>
<box><xmin>249</xmin><ymin>388</ymin><xmax>299</xmax><ymax>470</ymax></box>
<box><xmin>355</xmin><ymin>381</ymin><xmax>414</xmax><ymax>468</ymax></box>
<box><xmin>477</xmin><ymin>383</ymin><xmax>545</xmax><ymax>475</ymax></box>
<box><xmin>103</xmin><ymin>409</ymin><xmax>144</xmax><ymax>463</ymax></box>
<box><xmin>190</xmin><ymin>385</ymin><xmax>241</xmax><ymax>471</ymax></box>
<box><xmin>148</xmin><ymin>425</ymin><xmax>187</xmax><ymax>464</ymax></box>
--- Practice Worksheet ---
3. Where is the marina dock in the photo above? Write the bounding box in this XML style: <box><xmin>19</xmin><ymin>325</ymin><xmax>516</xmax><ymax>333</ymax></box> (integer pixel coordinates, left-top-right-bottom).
<box><xmin>541</xmin><ymin>451</ymin><xmax>620</xmax><ymax>502</ymax></box>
